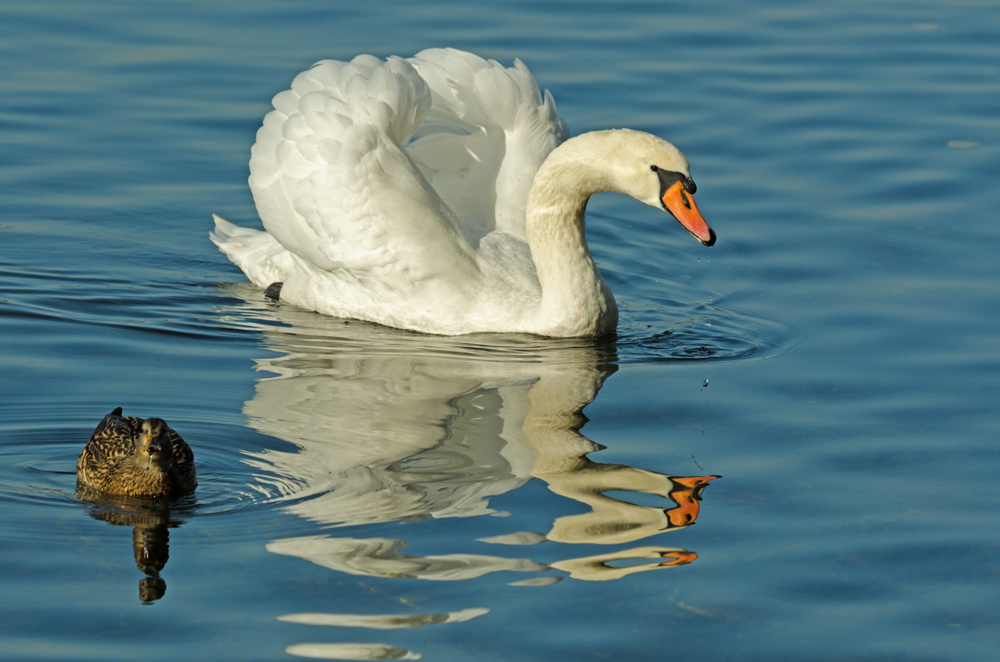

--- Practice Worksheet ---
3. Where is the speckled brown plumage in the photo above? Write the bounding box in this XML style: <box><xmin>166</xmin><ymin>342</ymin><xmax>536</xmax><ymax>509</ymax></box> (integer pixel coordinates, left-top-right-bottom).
<box><xmin>77</xmin><ymin>408</ymin><xmax>197</xmax><ymax>497</ymax></box>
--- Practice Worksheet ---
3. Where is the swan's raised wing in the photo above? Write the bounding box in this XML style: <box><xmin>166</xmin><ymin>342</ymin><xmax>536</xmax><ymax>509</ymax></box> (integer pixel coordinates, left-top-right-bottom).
<box><xmin>408</xmin><ymin>48</ymin><xmax>569</xmax><ymax>241</ymax></box>
<box><xmin>248</xmin><ymin>55</ymin><xmax>479</xmax><ymax>290</ymax></box>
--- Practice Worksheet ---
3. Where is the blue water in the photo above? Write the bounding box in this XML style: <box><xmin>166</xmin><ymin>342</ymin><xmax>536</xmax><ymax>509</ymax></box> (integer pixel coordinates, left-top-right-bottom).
<box><xmin>2</xmin><ymin>1</ymin><xmax>999</xmax><ymax>660</ymax></box>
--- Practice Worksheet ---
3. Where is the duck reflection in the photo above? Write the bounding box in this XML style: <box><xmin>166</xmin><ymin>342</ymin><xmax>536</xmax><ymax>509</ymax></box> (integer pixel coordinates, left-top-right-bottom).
<box><xmin>77</xmin><ymin>489</ymin><xmax>190</xmax><ymax>603</ymax></box>
<box><xmin>223</xmin><ymin>293</ymin><xmax>719</xmax><ymax>585</ymax></box>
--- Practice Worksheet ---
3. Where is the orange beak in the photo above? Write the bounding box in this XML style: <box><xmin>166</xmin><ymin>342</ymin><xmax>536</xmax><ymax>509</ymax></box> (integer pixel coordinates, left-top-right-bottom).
<box><xmin>662</xmin><ymin>181</ymin><xmax>715</xmax><ymax>246</ymax></box>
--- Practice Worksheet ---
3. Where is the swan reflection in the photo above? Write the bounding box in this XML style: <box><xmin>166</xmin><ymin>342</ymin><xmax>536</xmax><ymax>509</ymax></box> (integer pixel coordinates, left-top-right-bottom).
<box><xmin>225</xmin><ymin>295</ymin><xmax>718</xmax><ymax>583</ymax></box>
<box><xmin>278</xmin><ymin>608</ymin><xmax>489</xmax><ymax>629</ymax></box>
<box><xmin>551</xmin><ymin>546</ymin><xmax>699</xmax><ymax>582</ymax></box>
<box><xmin>285</xmin><ymin>642</ymin><xmax>421</xmax><ymax>660</ymax></box>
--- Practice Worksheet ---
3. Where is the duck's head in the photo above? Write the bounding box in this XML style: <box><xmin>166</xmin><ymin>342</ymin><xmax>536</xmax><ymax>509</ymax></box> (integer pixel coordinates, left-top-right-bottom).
<box><xmin>582</xmin><ymin>129</ymin><xmax>716</xmax><ymax>247</ymax></box>
<box><xmin>137</xmin><ymin>418</ymin><xmax>174</xmax><ymax>468</ymax></box>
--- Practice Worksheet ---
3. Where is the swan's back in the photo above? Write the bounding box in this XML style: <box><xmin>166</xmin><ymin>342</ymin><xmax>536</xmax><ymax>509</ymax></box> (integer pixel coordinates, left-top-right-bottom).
<box><xmin>226</xmin><ymin>49</ymin><xmax>566</xmax><ymax>333</ymax></box>
<box><xmin>409</xmin><ymin>48</ymin><xmax>569</xmax><ymax>241</ymax></box>
<box><xmin>214</xmin><ymin>50</ymin><xmax>715</xmax><ymax>337</ymax></box>
<box><xmin>248</xmin><ymin>54</ymin><xmax>465</xmax><ymax>277</ymax></box>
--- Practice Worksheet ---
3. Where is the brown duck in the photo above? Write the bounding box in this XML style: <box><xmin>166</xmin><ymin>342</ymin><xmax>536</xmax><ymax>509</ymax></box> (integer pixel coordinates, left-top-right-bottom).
<box><xmin>77</xmin><ymin>408</ymin><xmax>197</xmax><ymax>497</ymax></box>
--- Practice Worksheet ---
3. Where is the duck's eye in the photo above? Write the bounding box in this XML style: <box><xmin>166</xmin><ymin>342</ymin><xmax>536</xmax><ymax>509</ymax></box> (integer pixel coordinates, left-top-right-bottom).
<box><xmin>650</xmin><ymin>165</ymin><xmax>658</xmax><ymax>172</ymax></box>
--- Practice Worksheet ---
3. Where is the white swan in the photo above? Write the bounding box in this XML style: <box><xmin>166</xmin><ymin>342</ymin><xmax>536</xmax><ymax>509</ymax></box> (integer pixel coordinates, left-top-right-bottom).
<box><xmin>211</xmin><ymin>48</ymin><xmax>714</xmax><ymax>337</ymax></box>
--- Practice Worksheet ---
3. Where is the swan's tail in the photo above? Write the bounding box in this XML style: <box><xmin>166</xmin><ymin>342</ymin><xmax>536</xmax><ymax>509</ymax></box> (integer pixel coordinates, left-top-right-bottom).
<box><xmin>210</xmin><ymin>214</ymin><xmax>295</xmax><ymax>288</ymax></box>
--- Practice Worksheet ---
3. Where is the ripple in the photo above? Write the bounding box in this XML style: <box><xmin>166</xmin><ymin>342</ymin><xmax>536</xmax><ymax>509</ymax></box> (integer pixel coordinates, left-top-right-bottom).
<box><xmin>0</xmin><ymin>421</ymin><xmax>305</xmax><ymax>540</ymax></box>
<box><xmin>0</xmin><ymin>265</ymin><xmax>260</xmax><ymax>343</ymax></box>
<box><xmin>216</xmin><ymin>282</ymin><xmax>794</xmax><ymax>368</ymax></box>
<box><xmin>616</xmin><ymin>301</ymin><xmax>796</xmax><ymax>364</ymax></box>
<box><xmin>0</xmin><ymin>438</ymin><xmax>82</xmax><ymax>510</ymax></box>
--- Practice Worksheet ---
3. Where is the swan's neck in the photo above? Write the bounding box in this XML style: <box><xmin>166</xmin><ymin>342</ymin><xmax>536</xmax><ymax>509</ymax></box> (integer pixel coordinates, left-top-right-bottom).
<box><xmin>526</xmin><ymin>136</ymin><xmax>620</xmax><ymax>336</ymax></box>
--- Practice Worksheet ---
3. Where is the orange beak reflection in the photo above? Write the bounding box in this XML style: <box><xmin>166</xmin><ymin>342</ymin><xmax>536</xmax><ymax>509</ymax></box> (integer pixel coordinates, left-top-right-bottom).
<box><xmin>662</xmin><ymin>181</ymin><xmax>715</xmax><ymax>246</ymax></box>
<box><xmin>666</xmin><ymin>474</ymin><xmax>721</xmax><ymax>528</ymax></box>
<box><xmin>658</xmin><ymin>550</ymin><xmax>699</xmax><ymax>567</ymax></box>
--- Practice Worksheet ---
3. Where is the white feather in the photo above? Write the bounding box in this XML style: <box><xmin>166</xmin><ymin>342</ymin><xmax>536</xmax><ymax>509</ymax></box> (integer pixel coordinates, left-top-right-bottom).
<box><xmin>211</xmin><ymin>49</ymin><xmax>707</xmax><ymax>337</ymax></box>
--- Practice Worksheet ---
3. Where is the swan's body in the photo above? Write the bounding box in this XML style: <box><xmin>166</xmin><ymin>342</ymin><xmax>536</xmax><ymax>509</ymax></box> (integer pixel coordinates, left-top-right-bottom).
<box><xmin>77</xmin><ymin>408</ymin><xmax>197</xmax><ymax>497</ymax></box>
<box><xmin>212</xmin><ymin>49</ymin><xmax>714</xmax><ymax>337</ymax></box>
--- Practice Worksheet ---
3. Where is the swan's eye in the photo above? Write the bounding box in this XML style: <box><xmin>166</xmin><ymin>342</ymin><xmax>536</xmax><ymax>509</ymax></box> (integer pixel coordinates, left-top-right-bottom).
<box><xmin>650</xmin><ymin>165</ymin><xmax>658</xmax><ymax>172</ymax></box>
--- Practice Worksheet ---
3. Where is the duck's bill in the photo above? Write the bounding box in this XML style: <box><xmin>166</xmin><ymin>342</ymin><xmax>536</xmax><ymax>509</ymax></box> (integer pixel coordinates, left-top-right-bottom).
<box><xmin>662</xmin><ymin>181</ymin><xmax>716</xmax><ymax>246</ymax></box>
<box><xmin>142</xmin><ymin>434</ymin><xmax>162</xmax><ymax>454</ymax></box>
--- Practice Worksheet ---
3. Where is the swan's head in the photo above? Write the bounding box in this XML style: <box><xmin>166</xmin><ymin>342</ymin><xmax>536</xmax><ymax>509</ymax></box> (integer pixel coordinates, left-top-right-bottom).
<box><xmin>585</xmin><ymin>129</ymin><xmax>716</xmax><ymax>246</ymax></box>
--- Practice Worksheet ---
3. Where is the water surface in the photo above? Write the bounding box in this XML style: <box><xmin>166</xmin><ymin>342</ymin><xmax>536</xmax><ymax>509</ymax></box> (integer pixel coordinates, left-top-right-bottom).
<box><xmin>2</xmin><ymin>1</ymin><xmax>999</xmax><ymax>660</ymax></box>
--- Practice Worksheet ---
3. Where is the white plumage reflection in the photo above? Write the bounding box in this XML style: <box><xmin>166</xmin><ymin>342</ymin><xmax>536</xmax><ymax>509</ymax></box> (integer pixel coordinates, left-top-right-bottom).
<box><xmin>221</xmin><ymin>293</ymin><xmax>719</xmax><ymax>583</ymax></box>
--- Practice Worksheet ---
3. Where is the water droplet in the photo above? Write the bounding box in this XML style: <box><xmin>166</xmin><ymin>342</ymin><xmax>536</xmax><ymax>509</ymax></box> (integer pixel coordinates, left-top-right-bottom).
<box><xmin>702</xmin><ymin>380</ymin><xmax>709</xmax><ymax>387</ymax></box>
